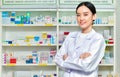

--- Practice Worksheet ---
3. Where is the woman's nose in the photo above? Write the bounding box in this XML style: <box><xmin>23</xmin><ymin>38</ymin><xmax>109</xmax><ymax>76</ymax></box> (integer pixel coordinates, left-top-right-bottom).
<box><xmin>80</xmin><ymin>16</ymin><xmax>84</xmax><ymax>21</ymax></box>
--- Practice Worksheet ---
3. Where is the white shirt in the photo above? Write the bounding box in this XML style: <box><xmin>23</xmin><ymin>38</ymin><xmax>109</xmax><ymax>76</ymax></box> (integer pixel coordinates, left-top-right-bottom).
<box><xmin>55</xmin><ymin>29</ymin><xmax>106</xmax><ymax>77</ymax></box>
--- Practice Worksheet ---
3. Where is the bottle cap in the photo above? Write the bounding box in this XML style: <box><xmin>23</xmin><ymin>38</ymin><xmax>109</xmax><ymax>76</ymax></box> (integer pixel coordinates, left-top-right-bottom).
<box><xmin>47</xmin><ymin>35</ymin><xmax>51</xmax><ymax>38</ymax></box>
<box><xmin>64</xmin><ymin>32</ymin><xmax>69</xmax><ymax>35</ymax></box>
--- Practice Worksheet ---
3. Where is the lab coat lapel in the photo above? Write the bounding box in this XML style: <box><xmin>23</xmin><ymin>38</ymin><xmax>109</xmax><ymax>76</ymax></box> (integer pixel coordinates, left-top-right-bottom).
<box><xmin>75</xmin><ymin>33</ymin><xmax>86</xmax><ymax>50</ymax></box>
<box><xmin>70</xmin><ymin>31</ymin><xmax>84</xmax><ymax>50</ymax></box>
<box><xmin>71</xmin><ymin>29</ymin><xmax>96</xmax><ymax>50</ymax></box>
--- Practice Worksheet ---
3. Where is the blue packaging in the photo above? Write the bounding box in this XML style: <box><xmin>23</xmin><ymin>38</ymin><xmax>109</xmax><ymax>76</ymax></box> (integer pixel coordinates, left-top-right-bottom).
<box><xmin>34</xmin><ymin>36</ymin><xmax>40</xmax><ymax>42</ymax></box>
<box><xmin>15</xmin><ymin>16</ymin><xmax>21</xmax><ymax>24</ymax></box>
<box><xmin>32</xmin><ymin>51</ymin><xmax>38</xmax><ymax>63</ymax></box>
<box><xmin>10</xmin><ymin>12</ymin><xmax>16</xmax><ymax>23</ymax></box>
<box><xmin>25</xmin><ymin>12</ymin><xmax>31</xmax><ymax>24</ymax></box>
<box><xmin>2</xmin><ymin>12</ymin><xmax>9</xmax><ymax>17</ymax></box>
<box><xmin>33</xmin><ymin>75</ymin><xmax>38</xmax><ymax>77</ymax></box>
<box><xmin>50</xmin><ymin>36</ymin><xmax>55</xmax><ymax>44</ymax></box>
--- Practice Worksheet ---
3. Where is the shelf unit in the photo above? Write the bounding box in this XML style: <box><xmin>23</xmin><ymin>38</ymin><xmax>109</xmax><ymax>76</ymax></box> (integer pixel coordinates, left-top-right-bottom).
<box><xmin>59</xmin><ymin>24</ymin><xmax>114</xmax><ymax>27</ymax></box>
<box><xmin>0</xmin><ymin>0</ymin><xmax>116</xmax><ymax>77</ymax></box>
<box><xmin>2</xmin><ymin>64</ymin><xmax>56</xmax><ymax>67</ymax></box>
<box><xmin>2</xmin><ymin>44</ymin><xmax>57</xmax><ymax>47</ymax></box>
<box><xmin>1</xmin><ymin>0</ymin><xmax>57</xmax><ymax>9</ymax></box>
<box><xmin>0</xmin><ymin>9</ymin><xmax>58</xmax><ymax>77</ymax></box>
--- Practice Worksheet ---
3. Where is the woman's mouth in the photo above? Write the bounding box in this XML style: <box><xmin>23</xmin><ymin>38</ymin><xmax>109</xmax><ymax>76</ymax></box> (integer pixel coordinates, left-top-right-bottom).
<box><xmin>80</xmin><ymin>22</ymin><xmax>86</xmax><ymax>25</ymax></box>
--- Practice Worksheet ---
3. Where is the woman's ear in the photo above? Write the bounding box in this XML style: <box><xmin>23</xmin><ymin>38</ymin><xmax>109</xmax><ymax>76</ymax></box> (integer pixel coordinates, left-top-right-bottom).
<box><xmin>93</xmin><ymin>14</ymin><xmax>96</xmax><ymax>21</ymax></box>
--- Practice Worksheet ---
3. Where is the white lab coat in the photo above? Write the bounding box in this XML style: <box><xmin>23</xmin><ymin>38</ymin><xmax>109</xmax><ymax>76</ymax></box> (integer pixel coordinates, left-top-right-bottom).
<box><xmin>55</xmin><ymin>29</ymin><xmax>106</xmax><ymax>77</ymax></box>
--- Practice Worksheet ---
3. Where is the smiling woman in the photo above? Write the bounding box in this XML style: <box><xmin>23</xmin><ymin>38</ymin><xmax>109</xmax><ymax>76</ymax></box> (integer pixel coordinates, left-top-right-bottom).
<box><xmin>76</xmin><ymin>2</ymin><xmax>96</xmax><ymax>33</ymax></box>
<box><xmin>55</xmin><ymin>1</ymin><xmax>106</xmax><ymax>77</ymax></box>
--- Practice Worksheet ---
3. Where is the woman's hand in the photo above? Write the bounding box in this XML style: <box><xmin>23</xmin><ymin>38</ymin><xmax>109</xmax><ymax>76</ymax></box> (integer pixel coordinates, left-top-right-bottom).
<box><xmin>63</xmin><ymin>54</ymin><xmax>68</xmax><ymax>60</ymax></box>
<box><xmin>80</xmin><ymin>52</ymin><xmax>91</xmax><ymax>59</ymax></box>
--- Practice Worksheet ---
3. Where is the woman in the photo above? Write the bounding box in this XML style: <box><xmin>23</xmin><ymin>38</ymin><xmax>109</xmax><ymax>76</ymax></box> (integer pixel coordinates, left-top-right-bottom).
<box><xmin>55</xmin><ymin>1</ymin><xmax>106</xmax><ymax>77</ymax></box>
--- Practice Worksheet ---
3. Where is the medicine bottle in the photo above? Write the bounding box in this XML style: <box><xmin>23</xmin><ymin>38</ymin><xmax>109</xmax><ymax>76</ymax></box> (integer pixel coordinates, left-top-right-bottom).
<box><xmin>64</xmin><ymin>32</ymin><xmax>69</xmax><ymax>41</ymax></box>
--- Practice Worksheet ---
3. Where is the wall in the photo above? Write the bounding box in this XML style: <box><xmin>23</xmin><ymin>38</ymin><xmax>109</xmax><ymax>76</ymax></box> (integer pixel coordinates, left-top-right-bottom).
<box><xmin>115</xmin><ymin>0</ymin><xmax>120</xmax><ymax>74</ymax></box>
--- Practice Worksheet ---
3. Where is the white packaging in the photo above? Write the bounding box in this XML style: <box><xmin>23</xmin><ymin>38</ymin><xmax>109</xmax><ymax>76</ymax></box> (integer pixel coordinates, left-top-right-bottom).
<box><xmin>103</xmin><ymin>30</ymin><xmax>110</xmax><ymax>39</ymax></box>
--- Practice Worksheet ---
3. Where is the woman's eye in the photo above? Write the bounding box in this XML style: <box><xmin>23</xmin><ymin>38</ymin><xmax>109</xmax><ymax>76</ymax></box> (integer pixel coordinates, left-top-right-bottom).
<box><xmin>84</xmin><ymin>14</ymin><xmax>88</xmax><ymax>16</ymax></box>
<box><xmin>76</xmin><ymin>14</ymin><xmax>80</xmax><ymax>17</ymax></box>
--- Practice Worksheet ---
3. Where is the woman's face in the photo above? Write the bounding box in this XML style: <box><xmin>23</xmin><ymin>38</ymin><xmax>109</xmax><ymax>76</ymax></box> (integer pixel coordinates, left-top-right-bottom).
<box><xmin>76</xmin><ymin>5</ymin><xmax>96</xmax><ymax>30</ymax></box>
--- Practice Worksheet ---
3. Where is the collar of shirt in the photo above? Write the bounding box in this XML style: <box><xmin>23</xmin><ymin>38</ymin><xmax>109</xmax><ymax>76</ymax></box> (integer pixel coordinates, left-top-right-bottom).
<box><xmin>70</xmin><ymin>29</ymin><xmax>96</xmax><ymax>40</ymax></box>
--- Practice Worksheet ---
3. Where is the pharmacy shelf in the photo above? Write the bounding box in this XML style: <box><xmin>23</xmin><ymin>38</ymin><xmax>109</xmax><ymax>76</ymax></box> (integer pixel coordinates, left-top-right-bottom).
<box><xmin>99</xmin><ymin>64</ymin><xmax>114</xmax><ymax>66</ymax></box>
<box><xmin>2</xmin><ymin>64</ymin><xmax>56</xmax><ymax>67</ymax></box>
<box><xmin>59</xmin><ymin>24</ymin><xmax>78</xmax><ymax>26</ymax></box>
<box><xmin>2</xmin><ymin>24</ymin><xmax>57</xmax><ymax>27</ymax></box>
<box><xmin>59</xmin><ymin>4</ymin><xmax>115</xmax><ymax>10</ymax></box>
<box><xmin>2</xmin><ymin>64</ymin><xmax>113</xmax><ymax>67</ymax></box>
<box><xmin>106</xmin><ymin>44</ymin><xmax>114</xmax><ymax>46</ymax></box>
<box><xmin>93</xmin><ymin>24</ymin><xmax>114</xmax><ymax>27</ymax></box>
<box><xmin>0</xmin><ymin>9</ymin><xmax>57</xmax><ymax>11</ymax></box>
<box><xmin>59</xmin><ymin>44</ymin><xmax>114</xmax><ymax>47</ymax></box>
<box><xmin>2</xmin><ymin>44</ymin><xmax>57</xmax><ymax>47</ymax></box>
<box><xmin>59</xmin><ymin>24</ymin><xmax>114</xmax><ymax>27</ymax></box>
<box><xmin>59</xmin><ymin>8</ymin><xmax>115</xmax><ymax>12</ymax></box>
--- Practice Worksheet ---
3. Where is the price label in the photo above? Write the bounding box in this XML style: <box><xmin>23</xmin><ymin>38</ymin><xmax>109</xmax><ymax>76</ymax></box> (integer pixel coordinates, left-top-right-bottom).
<box><xmin>10</xmin><ymin>44</ymin><xmax>14</xmax><ymax>46</ymax></box>
<box><xmin>16</xmin><ymin>24</ymin><xmax>24</xmax><ymax>26</ymax></box>
<box><xmin>37</xmin><ymin>44</ymin><xmax>41</xmax><ymax>46</ymax></box>
<box><xmin>48</xmin><ymin>44</ymin><xmax>51</xmax><ymax>46</ymax></box>
<box><xmin>16</xmin><ymin>44</ymin><xmax>19</xmax><ymax>46</ymax></box>
<box><xmin>38</xmin><ymin>64</ymin><xmax>47</xmax><ymax>66</ymax></box>
<box><xmin>45</xmin><ymin>24</ymin><xmax>53</xmax><ymax>26</ymax></box>
<box><xmin>27</xmin><ymin>44</ymin><xmax>31</xmax><ymax>46</ymax></box>
<box><xmin>7</xmin><ymin>64</ymin><xmax>16</xmax><ymax>66</ymax></box>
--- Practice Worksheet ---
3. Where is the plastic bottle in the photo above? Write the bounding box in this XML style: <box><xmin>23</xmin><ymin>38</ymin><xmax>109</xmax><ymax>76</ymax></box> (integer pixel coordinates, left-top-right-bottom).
<box><xmin>64</xmin><ymin>32</ymin><xmax>69</xmax><ymax>41</ymax></box>
<box><xmin>32</xmin><ymin>51</ymin><xmax>38</xmax><ymax>64</ymax></box>
<box><xmin>20</xmin><ymin>15</ymin><xmax>24</xmax><ymax>24</ymax></box>
<box><xmin>33</xmin><ymin>75</ymin><xmax>38</xmax><ymax>77</ymax></box>
<box><xmin>47</xmin><ymin>35</ymin><xmax>51</xmax><ymax>44</ymax></box>
<box><xmin>48</xmin><ymin>55</ymin><xmax>53</xmax><ymax>64</ymax></box>
<box><xmin>2</xmin><ymin>12</ymin><xmax>10</xmax><ymax>24</ymax></box>
<box><xmin>25</xmin><ymin>12</ymin><xmax>31</xmax><ymax>24</ymax></box>
<box><xmin>10</xmin><ymin>11</ymin><xmax>16</xmax><ymax>24</ymax></box>
<box><xmin>50</xmin><ymin>35</ymin><xmax>55</xmax><ymax>44</ymax></box>
<box><xmin>15</xmin><ymin>16</ymin><xmax>21</xmax><ymax>24</ymax></box>
<box><xmin>42</xmin><ymin>32</ymin><xmax>47</xmax><ymax>44</ymax></box>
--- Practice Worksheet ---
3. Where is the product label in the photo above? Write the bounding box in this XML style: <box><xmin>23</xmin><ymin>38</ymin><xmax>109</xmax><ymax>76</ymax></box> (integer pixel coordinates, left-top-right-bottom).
<box><xmin>10</xmin><ymin>44</ymin><xmax>14</xmax><ymax>46</ymax></box>
<box><xmin>27</xmin><ymin>44</ymin><xmax>31</xmax><ymax>46</ymax></box>
<box><xmin>48</xmin><ymin>44</ymin><xmax>51</xmax><ymax>46</ymax></box>
<box><xmin>7</xmin><ymin>64</ymin><xmax>16</xmax><ymax>66</ymax></box>
<box><xmin>16</xmin><ymin>44</ymin><xmax>19</xmax><ymax>46</ymax></box>
<box><xmin>16</xmin><ymin>24</ymin><xmax>24</xmax><ymax>26</ymax></box>
<box><xmin>45</xmin><ymin>24</ymin><xmax>53</xmax><ymax>26</ymax></box>
<box><xmin>37</xmin><ymin>44</ymin><xmax>41</xmax><ymax>46</ymax></box>
<box><xmin>38</xmin><ymin>63</ymin><xmax>47</xmax><ymax>66</ymax></box>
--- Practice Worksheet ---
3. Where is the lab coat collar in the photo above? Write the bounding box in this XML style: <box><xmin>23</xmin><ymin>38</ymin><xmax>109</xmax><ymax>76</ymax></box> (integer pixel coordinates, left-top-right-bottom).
<box><xmin>71</xmin><ymin>29</ymin><xmax>96</xmax><ymax>40</ymax></box>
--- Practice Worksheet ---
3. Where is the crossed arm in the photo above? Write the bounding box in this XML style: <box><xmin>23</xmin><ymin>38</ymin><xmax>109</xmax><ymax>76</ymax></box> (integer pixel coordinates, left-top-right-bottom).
<box><xmin>55</xmin><ymin>33</ymin><xmax>106</xmax><ymax>72</ymax></box>
<box><xmin>63</xmin><ymin>52</ymin><xmax>91</xmax><ymax>60</ymax></box>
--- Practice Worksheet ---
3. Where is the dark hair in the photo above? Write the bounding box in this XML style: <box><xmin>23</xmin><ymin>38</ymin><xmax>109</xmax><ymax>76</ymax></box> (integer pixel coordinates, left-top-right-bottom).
<box><xmin>76</xmin><ymin>1</ymin><xmax>96</xmax><ymax>15</ymax></box>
